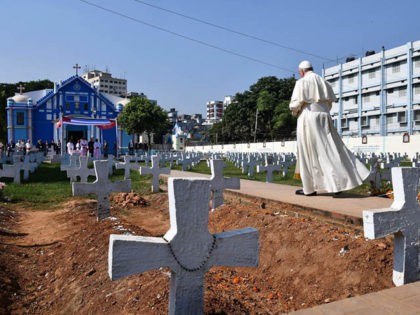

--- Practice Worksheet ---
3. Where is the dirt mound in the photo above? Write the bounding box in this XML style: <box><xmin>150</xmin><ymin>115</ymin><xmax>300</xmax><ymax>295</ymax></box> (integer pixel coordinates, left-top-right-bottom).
<box><xmin>111</xmin><ymin>192</ymin><xmax>150</xmax><ymax>208</ymax></box>
<box><xmin>0</xmin><ymin>195</ymin><xmax>393</xmax><ymax>314</ymax></box>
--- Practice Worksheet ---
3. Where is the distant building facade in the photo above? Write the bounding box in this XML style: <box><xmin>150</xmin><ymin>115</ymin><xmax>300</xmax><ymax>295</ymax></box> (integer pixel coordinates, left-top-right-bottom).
<box><xmin>81</xmin><ymin>70</ymin><xmax>127</xmax><ymax>97</ymax></box>
<box><xmin>6</xmin><ymin>74</ymin><xmax>133</xmax><ymax>153</ymax></box>
<box><xmin>206</xmin><ymin>100</ymin><xmax>223</xmax><ymax>123</ymax></box>
<box><xmin>324</xmin><ymin>40</ymin><xmax>420</xmax><ymax>137</ymax></box>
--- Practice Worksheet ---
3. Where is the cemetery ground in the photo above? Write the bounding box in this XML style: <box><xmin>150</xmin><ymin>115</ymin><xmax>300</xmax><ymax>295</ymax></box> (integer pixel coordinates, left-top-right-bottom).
<box><xmin>0</xmin><ymin>162</ymin><xmax>395</xmax><ymax>314</ymax></box>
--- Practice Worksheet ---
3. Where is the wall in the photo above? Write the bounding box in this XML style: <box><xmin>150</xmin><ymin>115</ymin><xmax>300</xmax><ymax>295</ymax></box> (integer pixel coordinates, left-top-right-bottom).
<box><xmin>186</xmin><ymin>134</ymin><xmax>420</xmax><ymax>158</ymax></box>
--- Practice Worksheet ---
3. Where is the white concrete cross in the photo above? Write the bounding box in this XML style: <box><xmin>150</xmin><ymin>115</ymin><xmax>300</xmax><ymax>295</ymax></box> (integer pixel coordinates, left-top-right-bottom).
<box><xmin>0</xmin><ymin>156</ymin><xmax>22</xmax><ymax>184</ymax></box>
<box><xmin>60</xmin><ymin>153</ymin><xmax>80</xmax><ymax>171</ymax></box>
<box><xmin>109</xmin><ymin>178</ymin><xmax>259</xmax><ymax>315</ymax></box>
<box><xmin>106</xmin><ymin>154</ymin><xmax>115</xmax><ymax>176</ymax></box>
<box><xmin>72</xmin><ymin>160</ymin><xmax>131</xmax><ymax>220</ymax></box>
<box><xmin>22</xmin><ymin>155</ymin><xmax>35</xmax><ymax>180</ymax></box>
<box><xmin>115</xmin><ymin>155</ymin><xmax>139</xmax><ymax>179</ymax></box>
<box><xmin>363</xmin><ymin>167</ymin><xmax>420</xmax><ymax>286</ymax></box>
<box><xmin>67</xmin><ymin>156</ymin><xmax>95</xmax><ymax>182</ymax></box>
<box><xmin>256</xmin><ymin>156</ymin><xmax>281</xmax><ymax>183</ymax></box>
<box><xmin>139</xmin><ymin>155</ymin><xmax>170</xmax><ymax>193</ymax></box>
<box><xmin>209</xmin><ymin>159</ymin><xmax>240</xmax><ymax>210</ymax></box>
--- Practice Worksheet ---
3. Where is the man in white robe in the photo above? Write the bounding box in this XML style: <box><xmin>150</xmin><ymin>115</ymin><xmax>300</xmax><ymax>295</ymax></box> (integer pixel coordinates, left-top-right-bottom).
<box><xmin>289</xmin><ymin>60</ymin><xmax>369</xmax><ymax>196</ymax></box>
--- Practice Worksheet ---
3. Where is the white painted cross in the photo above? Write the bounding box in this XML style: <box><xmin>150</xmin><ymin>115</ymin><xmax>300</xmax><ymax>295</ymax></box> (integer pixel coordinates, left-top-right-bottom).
<box><xmin>209</xmin><ymin>159</ymin><xmax>240</xmax><ymax>210</ymax></box>
<box><xmin>139</xmin><ymin>155</ymin><xmax>170</xmax><ymax>193</ymax></box>
<box><xmin>109</xmin><ymin>178</ymin><xmax>259</xmax><ymax>315</ymax></box>
<box><xmin>0</xmin><ymin>156</ymin><xmax>23</xmax><ymax>184</ymax></box>
<box><xmin>67</xmin><ymin>156</ymin><xmax>95</xmax><ymax>182</ymax></box>
<box><xmin>60</xmin><ymin>153</ymin><xmax>80</xmax><ymax>172</ymax></box>
<box><xmin>72</xmin><ymin>160</ymin><xmax>131</xmax><ymax>220</ymax></box>
<box><xmin>115</xmin><ymin>155</ymin><xmax>139</xmax><ymax>179</ymax></box>
<box><xmin>256</xmin><ymin>156</ymin><xmax>281</xmax><ymax>183</ymax></box>
<box><xmin>363</xmin><ymin>167</ymin><xmax>420</xmax><ymax>286</ymax></box>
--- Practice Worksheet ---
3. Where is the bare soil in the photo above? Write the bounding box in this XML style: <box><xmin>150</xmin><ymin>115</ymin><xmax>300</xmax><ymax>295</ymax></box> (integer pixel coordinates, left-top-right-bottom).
<box><xmin>0</xmin><ymin>192</ymin><xmax>394</xmax><ymax>314</ymax></box>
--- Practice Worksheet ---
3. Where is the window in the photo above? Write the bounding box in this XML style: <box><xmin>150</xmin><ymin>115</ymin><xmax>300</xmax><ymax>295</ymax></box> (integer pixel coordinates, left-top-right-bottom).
<box><xmin>397</xmin><ymin>111</ymin><xmax>406</xmax><ymax>123</ymax></box>
<box><xmin>65</xmin><ymin>103</ymin><xmax>70</xmax><ymax>111</ymax></box>
<box><xmin>363</xmin><ymin>94</ymin><xmax>370</xmax><ymax>102</ymax></box>
<box><xmin>392</xmin><ymin>62</ymin><xmax>400</xmax><ymax>73</ymax></box>
<box><xmin>16</xmin><ymin>112</ymin><xmax>24</xmax><ymax>125</ymax></box>
<box><xmin>368</xmin><ymin>69</ymin><xmax>376</xmax><ymax>79</ymax></box>
<box><xmin>414</xmin><ymin>109</ymin><xmax>420</xmax><ymax>121</ymax></box>
<box><xmin>414</xmin><ymin>86</ymin><xmax>420</xmax><ymax>95</ymax></box>
<box><xmin>386</xmin><ymin>113</ymin><xmax>396</xmax><ymax>124</ymax></box>
<box><xmin>361</xmin><ymin>116</ymin><xmax>369</xmax><ymax>127</ymax></box>
<box><xmin>75</xmin><ymin>102</ymin><xmax>80</xmax><ymax>110</ymax></box>
<box><xmin>84</xmin><ymin>103</ymin><xmax>89</xmax><ymax>111</ymax></box>
<box><xmin>415</xmin><ymin>59</ymin><xmax>420</xmax><ymax>68</ymax></box>
<box><xmin>399</xmin><ymin>88</ymin><xmax>407</xmax><ymax>97</ymax></box>
<box><xmin>341</xmin><ymin>118</ymin><xmax>348</xmax><ymax>128</ymax></box>
<box><xmin>348</xmin><ymin>75</ymin><xmax>354</xmax><ymax>83</ymax></box>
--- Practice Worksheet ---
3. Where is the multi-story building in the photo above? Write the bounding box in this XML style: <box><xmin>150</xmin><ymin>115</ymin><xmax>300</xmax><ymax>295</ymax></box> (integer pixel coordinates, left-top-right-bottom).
<box><xmin>324</xmin><ymin>40</ymin><xmax>420</xmax><ymax>137</ymax></box>
<box><xmin>206</xmin><ymin>100</ymin><xmax>224</xmax><ymax>123</ymax></box>
<box><xmin>167</xmin><ymin>108</ymin><xmax>178</xmax><ymax>124</ymax></box>
<box><xmin>81</xmin><ymin>70</ymin><xmax>127</xmax><ymax>97</ymax></box>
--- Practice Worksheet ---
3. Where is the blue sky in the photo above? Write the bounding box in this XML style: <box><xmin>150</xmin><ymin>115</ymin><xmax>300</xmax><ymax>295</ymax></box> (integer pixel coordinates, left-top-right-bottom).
<box><xmin>1</xmin><ymin>0</ymin><xmax>419</xmax><ymax>115</ymax></box>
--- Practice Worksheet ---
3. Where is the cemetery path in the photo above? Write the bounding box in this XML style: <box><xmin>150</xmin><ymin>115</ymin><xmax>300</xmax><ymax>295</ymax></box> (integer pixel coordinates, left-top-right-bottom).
<box><xmin>0</xmin><ymin>192</ymin><xmax>395</xmax><ymax>314</ymax></box>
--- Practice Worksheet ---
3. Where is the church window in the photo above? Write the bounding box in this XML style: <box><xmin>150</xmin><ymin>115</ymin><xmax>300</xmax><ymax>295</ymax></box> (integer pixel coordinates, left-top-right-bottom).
<box><xmin>16</xmin><ymin>112</ymin><xmax>24</xmax><ymax>125</ymax></box>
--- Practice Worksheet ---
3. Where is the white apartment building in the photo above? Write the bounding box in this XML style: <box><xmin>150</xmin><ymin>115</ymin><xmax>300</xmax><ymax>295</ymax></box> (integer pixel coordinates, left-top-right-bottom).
<box><xmin>206</xmin><ymin>100</ymin><xmax>224</xmax><ymax>123</ymax></box>
<box><xmin>82</xmin><ymin>70</ymin><xmax>127</xmax><ymax>97</ymax></box>
<box><xmin>324</xmin><ymin>40</ymin><xmax>420</xmax><ymax>137</ymax></box>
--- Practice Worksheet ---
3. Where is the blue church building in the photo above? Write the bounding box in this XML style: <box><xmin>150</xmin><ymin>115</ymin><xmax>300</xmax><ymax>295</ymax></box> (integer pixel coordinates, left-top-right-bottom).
<box><xmin>6</xmin><ymin>74</ymin><xmax>131</xmax><ymax>153</ymax></box>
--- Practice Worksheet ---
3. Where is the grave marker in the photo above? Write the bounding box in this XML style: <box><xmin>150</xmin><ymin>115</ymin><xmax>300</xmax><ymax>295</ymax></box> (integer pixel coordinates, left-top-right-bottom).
<box><xmin>72</xmin><ymin>160</ymin><xmax>131</xmax><ymax>220</ymax></box>
<box><xmin>363</xmin><ymin>167</ymin><xmax>420</xmax><ymax>286</ymax></box>
<box><xmin>109</xmin><ymin>178</ymin><xmax>259</xmax><ymax>315</ymax></box>
<box><xmin>139</xmin><ymin>155</ymin><xmax>170</xmax><ymax>193</ymax></box>
<box><xmin>209</xmin><ymin>159</ymin><xmax>240</xmax><ymax>210</ymax></box>
<box><xmin>67</xmin><ymin>156</ymin><xmax>95</xmax><ymax>182</ymax></box>
<box><xmin>115</xmin><ymin>155</ymin><xmax>139</xmax><ymax>179</ymax></box>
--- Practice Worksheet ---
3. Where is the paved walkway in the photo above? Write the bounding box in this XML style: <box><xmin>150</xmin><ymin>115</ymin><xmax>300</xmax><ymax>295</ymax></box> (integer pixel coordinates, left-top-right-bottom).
<box><xmin>165</xmin><ymin>170</ymin><xmax>419</xmax><ymax>315</ymax></box>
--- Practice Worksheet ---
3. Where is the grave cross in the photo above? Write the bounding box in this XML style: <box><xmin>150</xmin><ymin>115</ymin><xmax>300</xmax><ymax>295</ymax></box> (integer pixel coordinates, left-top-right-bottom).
<box><xmin>363</xmin><ymin>167</ymin><xmax>420</xmax><ymax>286</ymax></box>
<box><xmin>72</xmin><ymin>160</ymin><xmax>131</xmax><ymax>220</ymax></box>
<box><xmin>115</xmin><ymin>155</ymin><xmax>139</xmax><ymax>180</ymax></box>
<box><xmin>67</xmin><ymin>156</ymin><xmax>95</xmax><ymax>182</ymax></box>
<box><xmin>73</xmin><ymin>63</ymin><xmax>81</xmax><ymax>76</ymax></box>
<box><xmin>256</xmin><ymin>156</ymin><xmax>281</xmax><ymax>183</ymax></box>
<box><xmin>209</xmin><ymin>159</ymin><xmax>240</xmax><ymax>210</ymax></box>
<box><xmin>109</xmin><ymin>178</ymin><xmax>259</xmax><ymax>315</ymax></box>
<box><xmin>139</xmin><ymin>155</ymin><xmax>170</xmax><ymax>192</ymax></box>
<box><xmin>17</xmin><ymin>84</ymin><xmax>25</xmax><ymax>94</ymax></box>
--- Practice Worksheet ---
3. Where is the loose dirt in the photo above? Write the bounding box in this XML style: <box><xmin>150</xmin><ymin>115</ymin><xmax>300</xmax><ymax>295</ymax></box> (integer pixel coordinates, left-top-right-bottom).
<box><xmin>0</xmin><ymin>192</ymin><xmax>393</xmax><ymax>314</ymax></box>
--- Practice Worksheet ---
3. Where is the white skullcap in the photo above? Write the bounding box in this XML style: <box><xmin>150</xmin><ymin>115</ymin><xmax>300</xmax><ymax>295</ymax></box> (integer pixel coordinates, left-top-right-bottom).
<box><xmin>298</xmin><ymin>60</ymin><xmax>312</xmax><ymax>69</ymax></box>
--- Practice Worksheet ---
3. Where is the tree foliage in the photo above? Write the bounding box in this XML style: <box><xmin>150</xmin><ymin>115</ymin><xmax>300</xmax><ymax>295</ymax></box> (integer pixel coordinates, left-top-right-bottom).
<box><xmin>0</xmin><ymin>80</ymin><xmax>53</xmax><ymax>143</ymax></box>
<box><xmin>208</xmin><ymin>76</ymin><xmax>296</xmax><ymax>143</ymax></box>
<box><xmin>117</xmin><ymin>96</ymin><xmax>170</xmax><ymax>147</ymax></box>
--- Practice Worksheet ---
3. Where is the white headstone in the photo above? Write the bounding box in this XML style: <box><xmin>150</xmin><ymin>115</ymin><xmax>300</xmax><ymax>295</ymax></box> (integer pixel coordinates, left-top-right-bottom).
<box><xmin>109</xmin><ymin>178</ymin><xmax>259</xmax><ymax>315</ymax></box>
<box><xmin>363</xmin><ymin>167</ymin><xmax>420</xmax><ymax>286</ymax></box>
<box><xmin>209</xmin><ymin>159</ymin><xmax>240</xmax><ymax>210</ymax></box>
<box><xmin>72</xmin><ymin>160</ymin><xmax>131</xmax><ymax>220</ymax></box>
<box><xmin>139</xmin><ymin>155</ymin><xmax>170</xmax><ymax>193</ymax></box>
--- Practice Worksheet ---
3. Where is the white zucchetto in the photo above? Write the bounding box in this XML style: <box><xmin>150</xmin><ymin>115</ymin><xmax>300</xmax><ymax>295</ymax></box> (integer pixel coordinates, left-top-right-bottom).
<box><xmin>298</xmin><ymin>60</ymin><xmax>312</xmax><ymax>69</ymax></box>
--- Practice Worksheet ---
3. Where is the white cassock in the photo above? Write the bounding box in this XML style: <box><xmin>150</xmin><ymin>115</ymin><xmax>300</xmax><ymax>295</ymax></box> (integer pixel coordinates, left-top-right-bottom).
<box><xmin>290</xmin><ymin>71</ymin><xmax>369</xmax><ymax>194</ymax></box>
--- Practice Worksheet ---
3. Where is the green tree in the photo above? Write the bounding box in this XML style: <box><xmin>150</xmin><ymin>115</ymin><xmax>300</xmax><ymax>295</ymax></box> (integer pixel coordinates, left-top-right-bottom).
<box><xmin>117</xmin><ymin>96</ymin><xmax>169</xmax><ymax>150</ymax></box>
<box><xmin>211</xmin><ymin>76</ymin><xmax>296</xmax><ymax>143</ymax></box>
